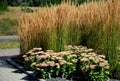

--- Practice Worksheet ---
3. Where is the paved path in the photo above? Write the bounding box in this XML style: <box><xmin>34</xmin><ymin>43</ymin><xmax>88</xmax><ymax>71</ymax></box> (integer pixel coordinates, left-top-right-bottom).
<box><xmin>0</xmin><ymin>58</ymin><xmax>36</xmax><ymax>81</ymax></box>
<box><xmin>0</xmin><ymin>48</ymin><xmax>20</xmax><ymax>57</ymax></box>
<box><xmin>0</xmin><ymin>48</ymin><xmax>37</xmax><ymax>81</ymax></box>
<box><xmin>0</xmin><ymin>36</ymin><xmax>19</xmax><ymax>42</ymax></box>
<box><xmin>0</xmin><ymin>36</ymin><xmax>36</xmax><ymax>81</ymax></box>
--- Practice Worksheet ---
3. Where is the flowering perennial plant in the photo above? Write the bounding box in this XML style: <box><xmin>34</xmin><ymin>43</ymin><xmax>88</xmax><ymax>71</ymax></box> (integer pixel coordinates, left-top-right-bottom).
<box><xmin>22</xmin><ymin>48</ymin><xmax>77</xmax><ymax>78</ymax></box>
<box><xmin>65</xmin><ymin>45</ymin><xmax>110</xmax><ymax>81</ymax></box>
<box><xmin>23</xmin><ymin>45</ymin><xmax>110</xmax><ymax>81</ymax></box>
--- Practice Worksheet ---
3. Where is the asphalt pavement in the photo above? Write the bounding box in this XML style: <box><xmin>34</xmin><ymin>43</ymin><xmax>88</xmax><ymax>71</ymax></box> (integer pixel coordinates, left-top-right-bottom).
<box><xmin>0</xmin><ymin>36</ymin><xmax>19</xmax><ymax>42</ymax></box>
<box><xmin>0</xmin><ymin>48</ymin><xmax>20</xmax><ymax>57</ymax></box>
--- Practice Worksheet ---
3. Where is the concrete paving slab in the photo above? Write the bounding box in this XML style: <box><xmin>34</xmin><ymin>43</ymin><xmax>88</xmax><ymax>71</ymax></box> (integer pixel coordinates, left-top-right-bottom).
<box><xmin>0</xmin><ymin>58</ymin><xmax>36</xmax><ymax>81</ymax></box>
<box><xmin>0</xmin><ymin>36</ymin><xmax>19</xmax><ymax>42</ymax></box>
<box><xmin>0</xmin><ymin>48</ymin><xmax>37</xmax><ymax>81</ymax></box>
<box><xmin>0</xmin><ymin>48</ymin><xmax>20</xmax><ymax>57</ymax></box>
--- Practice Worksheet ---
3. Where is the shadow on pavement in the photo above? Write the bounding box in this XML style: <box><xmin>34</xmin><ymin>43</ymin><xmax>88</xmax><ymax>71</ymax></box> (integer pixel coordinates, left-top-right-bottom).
<box><xmin>0</xmin><ymin>57</ymin><xmax>37</xmax><ymax>81</ymax></box>
<box><xmin>0</xmin><ymin>58</ymin><xmax>15</xmax><ymax>68</ymax></box>
<box><xmin>12</xmin><ymin>70</ymin><xmax>37</xmax><ymax>81</ymax></box>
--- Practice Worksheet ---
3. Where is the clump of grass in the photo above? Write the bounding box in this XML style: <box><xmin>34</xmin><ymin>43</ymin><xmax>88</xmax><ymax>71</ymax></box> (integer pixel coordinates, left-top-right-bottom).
<box><xmin>0</xmin><ymin>41</ymin><xmax>19</xmax><ymax>49</ymax></box>
<box><xmin>18</xmin><ymin>0</ymin><xmax>120</xmax><ymax>78</ymax></box>
<box><xmin>18</xmin><ymin>3</ymin><xmax>81</xmax><ymax>53</ymax></box>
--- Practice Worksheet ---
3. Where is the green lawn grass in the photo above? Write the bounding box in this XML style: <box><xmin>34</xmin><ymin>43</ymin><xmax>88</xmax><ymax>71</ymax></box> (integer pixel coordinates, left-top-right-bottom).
<box><xmin>0</xmin><ymin>41</ymin><xmax>19</xmax><ymax>49</ymax></box>
<box><xmin>0</xmin><ymin>7</ymin><xmax>38</xmax><ymax>36</ymax></box>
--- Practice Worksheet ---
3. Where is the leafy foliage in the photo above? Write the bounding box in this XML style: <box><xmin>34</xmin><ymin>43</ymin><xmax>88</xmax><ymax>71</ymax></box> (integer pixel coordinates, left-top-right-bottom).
<box><xmin>5</xmin><ymin>0</ymin><xmax>92</xmax><ymax>7</ymax></box>
<box><xmin>23</xmin><ymin>45</ymin><xmax>110</xmax><ymax>81</ymax></box>
<box><xmin>21</xmin><ymin>7</ymin><xmax>34</xmax><ymax>13</ymax></box>
<box><xmin>0</xmin><ymin>0</ymin><xmax>8</xmax><ymax>14</ymax></box>
<box><xmin>23</xmin><ymin>47</ymin><xmax>77</xmax><ymax>78</ymax></box>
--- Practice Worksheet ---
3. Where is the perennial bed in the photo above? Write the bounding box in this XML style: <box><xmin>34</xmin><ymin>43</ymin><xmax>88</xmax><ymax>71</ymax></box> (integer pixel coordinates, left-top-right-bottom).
<box><xmin>21</xmin><ymin>45</ymin><xmax>110</xmax><ymax>81</ymax></box>
<box><xmin>18</xmin><ymin>1</ymin><xmax>120</xmax><ymax>80</ymax></box>
<box><xmin>7</xmin><ymin>56</ymin><xmax>120</xmax><ymax>81</ymax></box>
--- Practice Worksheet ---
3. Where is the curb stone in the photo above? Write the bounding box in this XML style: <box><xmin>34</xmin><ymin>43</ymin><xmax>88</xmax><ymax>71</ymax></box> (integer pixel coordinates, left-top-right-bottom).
<box><xmin>6</xmin><ymin>58</ymin><xmax>120</xmax><ymax>81</ymax></box>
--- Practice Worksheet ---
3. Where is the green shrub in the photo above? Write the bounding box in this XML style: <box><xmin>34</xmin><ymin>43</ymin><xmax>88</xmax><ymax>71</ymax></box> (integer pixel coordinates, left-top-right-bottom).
<box><xmin>21</xmin><ymin>7</ymin><xmax>34</xmax><ymax>13</ymax></box>
<box><xmin>0</xmin><ymin>1</ymin><xmax>9</xmax><ymax>14</ymax></box>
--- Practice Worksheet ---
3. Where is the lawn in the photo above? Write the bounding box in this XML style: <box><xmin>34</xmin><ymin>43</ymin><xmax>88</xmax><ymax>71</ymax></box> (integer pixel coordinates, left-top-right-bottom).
<box><xmin>0</xmin><ymin>7</ymin><xmax>38</xmax><ymax>36</ymax></box>
<box><xmin>0</xmin><ymin>41</ymin><xmax>19</xmax><ymax>49</ymax></box>
<box><xmin>0</xmin><ymin>7</ymin><xmax>38</xmax><ymax>19</ymax></box>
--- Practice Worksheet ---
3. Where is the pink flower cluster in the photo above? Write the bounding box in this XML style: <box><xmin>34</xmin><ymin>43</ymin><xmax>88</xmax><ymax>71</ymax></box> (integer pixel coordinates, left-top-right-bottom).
<box><xmin>23</xmin><ymin>45</ymin><xmax>110</xmax><ymax>79</ymax></box>
<box><xmin>36</xmin><ymin>61</ymin><xmax>55</xmax><ymax>67</ymax></box>
<box><xmin>65</xmin><ymin>45</ymin><xmax>94</xmax><ymax>53</ymax></box>
<box><xmin>80</xmin><ymin>52</ymin><xmax>109</xmax><ymax>70</ymax></box>
<box><xmin>65</xmin><ymin>45</ymin><xmax>110</xmax><ymax>78</ymax></box>
<box><xmin>23</xmin><ymin>47</ymin><xmax>77</xmax><ymax>72</ymax></box>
